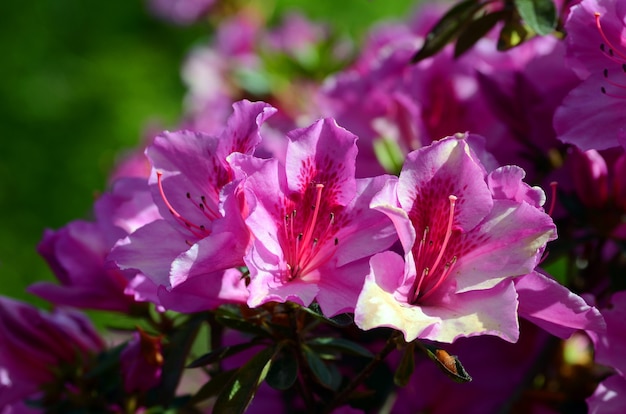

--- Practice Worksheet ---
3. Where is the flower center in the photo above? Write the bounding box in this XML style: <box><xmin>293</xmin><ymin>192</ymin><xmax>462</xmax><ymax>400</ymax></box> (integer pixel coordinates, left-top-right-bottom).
<box><xmin>594</xmin><ymin>12</ymin><xmax>626</xmax><ymax>98</ymax></box>
<box><xmin>282</xmin><ymin>183</ymin><xmax>338</xmax><ymax>281</ymax></box>
<box><xmin>156</xmin><ymin>171</ymin><xmax>218</xmax><ymax>242</ymax></box>
<box><xmin>409</xmin><ymin>195</ymin><xmax>458</xmax><ymax>304</ymax></box>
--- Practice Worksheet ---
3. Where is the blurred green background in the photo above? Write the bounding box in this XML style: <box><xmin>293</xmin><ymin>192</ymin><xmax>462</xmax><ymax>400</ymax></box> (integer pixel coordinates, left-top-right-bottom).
<box><xmin>0</xmin><ymin>0</ymin><xmax>417</xmax><ymax>306</ymax></box>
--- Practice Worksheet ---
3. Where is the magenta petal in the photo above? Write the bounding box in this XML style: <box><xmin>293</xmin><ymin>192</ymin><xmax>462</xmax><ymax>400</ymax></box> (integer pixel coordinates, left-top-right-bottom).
<box><xmin>216</xmin><ymin>100</ymin><xmax>277</xmax><ymax>159</ymax></box>
<box><xmin>554</xmin><ymin>75</ymin><xmax>626</xmax><ymax>151</ymax></box>
<box><xmin>333</xmin><ymin>175</ymin><xmax>399</xmax><ymax>267</ymax></box>
<box><xmin>454</xmin><ymin>200</ymin><xmax>556</xmax><ymax>292</ymax></box>
<box><xmin>170</xmin><ymin>229</ymin><xmax>247</xmax><ymax>287</ymax></box>
<box><xmin>487</xmin><ymin>165</ymin><xmax>546</xmax><ymax>208</ymax></box>
<box><xmin>593</xmin><ymin>290</ymin><xmax>626</xmax><ymax>377</ymax></box>
<box><xmin>587</xmin><ymin>374</ymin><xmax>626</xmax><ymax>414</ymax></box>
<box><xmin>157</xmin><ymin>268</ymin><xmax>248</xmax><ymax>312</ymax></box>
<box><xmin>315</xmin><ymin>258</ymin><xmax>370</xmax><ymax>316</ymax></box>
<box><xmin>398</xmin><ymin>137</ymin><xmax>493</xmax><ymax>232</ymax></box>
<box><xmin>146</xmin><ymin>130</ymin><xmax>223</xmax><ymax>233</ymax></box>
<box><xmin>285</xmin><ymin>118</ymin><xmax>358</xmax><ymax>205</ymax></box>
<box><xmin>110</xmin><ymin>220</ymin><xmax>190</xmax><ymax>288</ymax></box>
<box><xmin>515</xmin><ymin>271</ymin><xmax>605</xmax><ymax>339</ymax></box>
<box><xmin>27</xmin><ymin>282</ymin><xmax>131</xmax><ymax>313</ymax></box>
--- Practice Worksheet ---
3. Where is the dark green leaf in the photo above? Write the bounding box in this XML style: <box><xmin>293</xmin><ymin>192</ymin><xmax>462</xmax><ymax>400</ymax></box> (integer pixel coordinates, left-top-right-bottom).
<box><xmin>411</xmin><ymin>0</ymin><xmax>487</xmax><ymax>63</ymax></box>
<box><xmin>215</xmin><ymin>307</ymin><xmax>269</xmax><ymax>337</ymax></box>
<box><xmin>302</xmin><ymin>302</ymin><xmax>353</xmax><ymax>326</ymax></box>
<box><xmin>149</xmin><ymin>313</ymin><xmax>207</xmax><ymax>406</ymax></box>
<box><xmin>497</xmin><ymin>17</ymin><xmax>529</xmax><ymax>50</ymax></box>
<box><xmin>303</xmin><ymin>345</ymin><xmax>340</xmax><ymax>390</ymax></box>
<box><xmin>417</xmin><ymin>342</ymin><xmax>472</xmax><ymax>383</ymax></box>
<box><xmin>307</xmin><ymin>337</ymin><xmax>374</xmax><ymax>358</ymax></box>
<box><xmin>266</xmin><ymin>350</ymin><xmax>298</xmax><ymax>390</ymax></box>
<box><xmin>213</xmin><ymin>346</ymin><xmax>276</xmax><ymax>414</ymax></box>
<box><xmin>187</xmin><ymin>341</ymin><xmax>261</xmax><ymax>368</ymax></box>
<box><xmin>454</xmin><ymin>11</ymin><xmax>506</xmax><ymax>58</ymax></box>
<box><xmin>394</xmin><ymin>342</ymin><xmax>415</xmax><ymax>387</ymax></box>
<box><xmin>514</xmin><ymin>0</ymin><xmax>557</xmax><ymax>35</ymax></box>
<box><xmin>189</xmin><ymin>369</ymin><xmax>238</xmax><ymax>405</ymax></box>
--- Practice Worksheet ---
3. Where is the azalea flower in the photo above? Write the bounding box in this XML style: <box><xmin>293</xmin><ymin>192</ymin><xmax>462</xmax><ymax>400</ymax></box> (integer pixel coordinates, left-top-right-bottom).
<box><xmin>111</xmin><ymin>100</ymin><xmax>275</xmax><ymax>310</ymax></box>
<box><xmin>587</xmin><ymin>290</ymin><xmax>626</xmax><ymax>413</ymax></box>
<box><xmin>148</xmin><ymin>0</ymin><xmax>216</xmax><ymax>25</ymax></box>
<box><xmin>30</xmin><ymin>178</ymin><xmax>159</xmax><ymax>312</ymax></box>
<box><xmin>120</xmin><ymin>328</ymin><xmax>163</xmax><ymax>393</ymax></box>
<box><xmin>230</xmin><ymin>117</ymin><xmax>398</xmax><ymax>316</ymax></box>
<box><xmin>554</xmin><ymin>0</ymin><xmax>626</xmax><ymax>151</ymax></box>
<box><xmin>0</xmin><ymin>297</ymin><xmax>103</xmax><ymax>408</ymax></box>
<box><xmin>355</xmin><ymin>134</ymin><xmax>558</xmax><ymax>343</ymax></box>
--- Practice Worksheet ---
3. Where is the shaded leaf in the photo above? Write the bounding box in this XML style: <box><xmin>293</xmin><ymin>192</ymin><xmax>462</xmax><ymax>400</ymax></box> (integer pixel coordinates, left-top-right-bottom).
<box><xmin>266</xmin><ymin>350</ymin><xmax>298</xmax><ymax>390</ymax></box>
<box><xmin>189</xmin><ymin>369</ymin><xmax>238</xmax><ymax>405</ymax></box>
<box><xmin>188</xmin><ymin>341</ymin><xmax>261</xmax><ymax>368</ymax></box>
<box><xmin>454</xmin><ymin>11</ymin><xmax>506</xmax><ymax>58</ymax></box>
<box><xmin>303</xmin><ymin>345</ymin><xmax>339</xmax><ymax>390</ymax></box>
<box><xmin>215</xmin><ymin>307</ymin><xmax>269</xmax><ymax>337</ymax></box>
<box><xmin>411</xmin><ymin>0</ymin><xmax>486</xmax><ymax>63</ymax></box>
<box><xmin>498</xmin><ymin>16</ymin><xmax>529</xmax><ymax>50</ymax></box>
<box><xmin>302</xmin><ymin>302</ymin><xmax>353</xmax><ymax>327</ymax></box>
<box><xmin>213</xmin><ymin>346</ymin><xmax>276</xmax><ymax>414</ymax></box>
<box><xmin>394</xmin><ymin>342</ymin><xmax>415</xmax><ymax>387</ymax></box>
<box><xmin>149</xmin><ymin>313</ymin><xmax>207</xmax><ymax>406</ymax></box>
<box><xmin>308</xmin><ymin>337</ymin><xmax>374</xmax><ymax>358</ymax></box>
<box><xmin>514</xmin><ymin>0</ymin><xmax>557</xmax><ymax>35</ymax></box>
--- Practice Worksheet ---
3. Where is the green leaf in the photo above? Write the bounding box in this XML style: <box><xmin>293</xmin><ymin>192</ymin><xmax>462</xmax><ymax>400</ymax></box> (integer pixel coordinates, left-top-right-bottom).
<box><xmin>149</xmin><ymin>313</ymin><xmax>207</xmax><ymax>406</ymax></box>
<box><xmin>514</xmin><ymin>0</ymin><xmax>557</xmax><ymax>35</ymax></box>
<box><xmin>394</xmin><ymin>342</ymin><xmax>415</xmax><ymax>387</ymax></box>
<box><xmin>411</xmin><ymin>0</ymin><xmax>486</xmax><ymax>63</ymax></box>
<box><xmin>417</xmin><ymin>342</ymin><xmax>472</xmax><ymax>383</ymax></box>
<box><xmin>215</xmin><ymin>306</ymin><xmax>270</xmax><ymax>337</ymax></box>
<box><xmin>189</xmin><ymin>369</ymin><xmax>238</xmax><ymax>405</ymax></box>
<box><xmin>266</xmin><ymin>350</ymin><xmax>298</xmax><ymax>390</ymax></box>
<box><xmin>187</xmin><ymin>341</ymin><xmax>262</xmax><ymax>368</ymax></box>
<box><xmin>303</xmin><ymin>345</ymin><xmax>340</xmax><ymax>390</ymax></box>
<box><xmin>213</xmin><ymin>346</ymin><xmax>276</xmax><ymax>414</ymax></box>
<box><xmin>307</xmin><ymin>337</ymin><xmax>374</xmax><ymax>358</ymax></box>
<box><xmin>454</xmin><ymin>11</ymin><xmax>506</xmax><ymax>58</ymax></box>
<box><xmin>373</xmin><ymin>137</ymin><xmax>405</xmax><ymax>175</ymax></box>
<box><xmin>497</xmin><ymin>17</ymin><xmax>529</xmax><ymax>51</ymax></box>
<box><xmin>301</xmin><ymin>302</ymin><xmax>353</xmax><ymax>326</ymax></box>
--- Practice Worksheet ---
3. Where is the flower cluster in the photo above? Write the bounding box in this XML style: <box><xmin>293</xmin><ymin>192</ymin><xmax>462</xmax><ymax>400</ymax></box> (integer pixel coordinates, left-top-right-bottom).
<box><xmin>4</xmin><ymin>0</ymin><xmax>626</xmax><ymax>412</ymax></box>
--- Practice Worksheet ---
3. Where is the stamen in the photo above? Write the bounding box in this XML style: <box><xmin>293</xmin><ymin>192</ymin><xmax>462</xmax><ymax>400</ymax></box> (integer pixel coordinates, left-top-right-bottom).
<box><xmin>298</xmin><ymin>184</ymin><xmax>324</xmax><ymax>258</ymax></box>
<box><xmin>410</xmin><ymin>195</ymin><xmax>458</xmax><ymax>303</ymax></box>
<box><xmin>281</xmin><ymin>183</ymin><xmax>339</xmax><ymax>281</ymax></box>
<box><xmin>595</xmin><ymin>12</ymin><xmax>626</xmax><ymax>62</ymax></box>
<box><xmin>156</xmin><ymin>171</ymin><xmax>209</xmax><ymax>239</ymax></box>
<box><xmin>428</xmin><ymin>195</ymin><xmax>457</xmax><ymax>277</ymax></box>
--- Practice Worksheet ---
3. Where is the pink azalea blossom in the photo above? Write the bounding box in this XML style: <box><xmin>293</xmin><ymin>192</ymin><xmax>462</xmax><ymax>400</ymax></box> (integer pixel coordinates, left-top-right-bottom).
<box><xmin>30</xmin><ymin>178</ymin><xmax>159</xmax><ymax>312</ymax></box>
<box><xmin>355</xmin><ymin>134</ymin><xmax>558</xmax><ymax>343</ymax></box>
<box><xmin>230</xmin><ymin>118</ymin><xmax>398</xmax><ymax>316</ymax></box>
<box><xmin>0</xmin><ymin>297</ymin><xmax>103</xmax><ymax>407</ymax></box>
<box><xmin>110</xmin><ymin>100</ymin><xmax>276</xmax><ymax>311</ymax></box>
<box><xmin>554</xmin><ymin>0</ymin><xmax>626</xmax><ymax>151</ymax></box>
<box><xmin>148</xmin><ymin>0</ymin><xmax>216</xmax><ymax>25</ymax></box>
<box><xmin>120</xmin><ymin>329</ymin><xmax>163</xmax><ymax>393</ymax></box>
<box><xmin>587</xmin><ymin>290</ymin><xmax>626</xmax><ymax>413</ymax></box>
